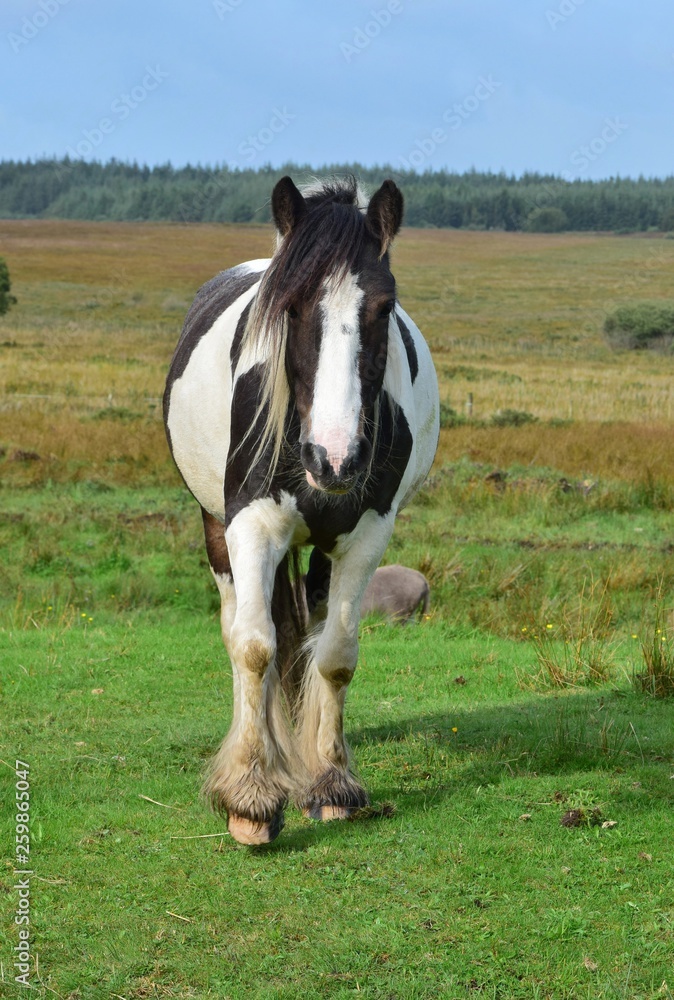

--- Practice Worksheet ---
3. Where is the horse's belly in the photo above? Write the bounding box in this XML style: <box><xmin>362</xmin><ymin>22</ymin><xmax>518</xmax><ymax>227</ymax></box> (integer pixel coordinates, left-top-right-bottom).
<box><xmin>387</xmin><ymin>316</ymin><xmax>440</xmax><ymax>512</ymax></box>
<box><xmin>165</xmin><ymin>315</ymin><xmax>234</xmax><ymax>521</ymax></box>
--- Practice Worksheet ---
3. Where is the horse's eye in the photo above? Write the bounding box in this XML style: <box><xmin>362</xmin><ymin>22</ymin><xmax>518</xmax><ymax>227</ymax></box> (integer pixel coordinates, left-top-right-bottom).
<box><xmin>287</xmin><ymin>305</ymin><xmax>298</xmax><ymax>319</ymax></box>
<box><xmin>377</xmin><ymin>300</ymin><xmax>395</xmax><ymax>319</ymax></box>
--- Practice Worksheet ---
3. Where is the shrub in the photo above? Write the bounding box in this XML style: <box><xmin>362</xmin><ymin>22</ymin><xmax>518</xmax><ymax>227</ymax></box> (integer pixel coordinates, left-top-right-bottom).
<box><xmin>0</xmin><ymin>257</ymin><xmax>17</xmax><ymax>316</ymax></box>
<box><xmin>439</xmin><ymin>403</ymin><xmax>466</xmax><ymax>428</ymax></box>
<box><xmin>521</xmin><ymin>579</ymin><xmax>616</xmax><ymax>690</ymax></box>
<box><xmin>604</xmin><ymin>302</ymin><xmax>674</xmax><ymax>351</ymax></box>
<box><xmin>633</xmin><ymin>584</ymin><xmax>674</xmax><ymax>698</ymax></box>
<box><xmin>490</xmin><ymin>409</ymin><xmax>538</xmax><ymax>428</ymax></box>
<box><xmin>525</xmin><ymin>207</ymin><xmax>569</xmax><ymax>233</ymax></box>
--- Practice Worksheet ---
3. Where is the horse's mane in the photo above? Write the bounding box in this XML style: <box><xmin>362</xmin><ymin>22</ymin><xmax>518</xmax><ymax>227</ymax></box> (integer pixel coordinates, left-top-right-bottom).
<box><xmin>256</xmin><ymin>175</ymin><xmax>370</xmax><ymax>337</ymax></box>
<box><xmin>238</xmin><ymin>177</ymin><xmax>374</xmax><ymax>482</ymax></box>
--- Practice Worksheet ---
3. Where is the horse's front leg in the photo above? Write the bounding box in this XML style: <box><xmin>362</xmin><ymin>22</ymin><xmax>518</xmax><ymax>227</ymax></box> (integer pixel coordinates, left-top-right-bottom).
<box><xmin>298</xmin><ymin>510</ymin><xmax>395</xmax><ymax>820</ymax></box>
<box><xmin>203</xmin><ymin>498</ymin><xmax>301</xmax><ymax>845</ymax></box>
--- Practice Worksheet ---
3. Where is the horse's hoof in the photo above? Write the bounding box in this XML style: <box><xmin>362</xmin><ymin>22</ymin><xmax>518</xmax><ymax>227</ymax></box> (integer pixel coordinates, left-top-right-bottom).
<box><xmin>228</xmin><ymin>811</ymin><xmax>284</xmax><ymax>845</ymax></box>
<box><xmin>303</xmin><ymin>804</ymin><xmax>355</xmax><ymax>822</ymax></box>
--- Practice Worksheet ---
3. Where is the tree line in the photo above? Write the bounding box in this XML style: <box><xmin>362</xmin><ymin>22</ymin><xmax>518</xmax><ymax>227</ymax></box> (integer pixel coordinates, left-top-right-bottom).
<box><xmin>1</xmin><ymin>158</ymin><xmax>674</xmax><ymax>232</ymax></box>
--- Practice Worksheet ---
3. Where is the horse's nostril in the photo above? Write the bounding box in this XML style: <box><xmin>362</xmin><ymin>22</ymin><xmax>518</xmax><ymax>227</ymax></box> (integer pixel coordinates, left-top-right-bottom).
<box><xmin>301</xmin><ymin>441</ymin><xmax>329</xmax><ymax>478</ymax></box>
<box><xmin>302</xmin><ymin>437</ymin><xmax>370</xmax><ymax>490</ymax></box>
<box><xmin>342</xmin><ymin>437</ymin><xmax>372</xmax><ymax>476</ymax></box>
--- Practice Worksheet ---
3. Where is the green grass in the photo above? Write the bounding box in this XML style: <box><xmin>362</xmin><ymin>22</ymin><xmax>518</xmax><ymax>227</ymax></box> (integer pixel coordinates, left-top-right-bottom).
<box><xmin>1</xmin><ymin>618</ymin><xmax>673</xmax><ymax>999</ymax></box>
<box><xmin>1</xmin><ymin>475</ymin><xmax>674</xmax><ymax>998</ymax></box>
<box><xmin>1</xmin><ymin>221</ymin><xmax>674</xmax><ymax>997</ymax></box>
<box><xmin>4</xmin><ymin>464</ymin><xmax>674</xmax><ymax>640</ymax></box>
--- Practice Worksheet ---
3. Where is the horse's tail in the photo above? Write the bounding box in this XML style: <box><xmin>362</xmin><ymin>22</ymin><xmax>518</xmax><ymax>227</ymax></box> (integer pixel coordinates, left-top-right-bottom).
<box><xmin>272</xmin><ymin>550</ymin><xmax>309</xmax><ymax>719</ymax></box>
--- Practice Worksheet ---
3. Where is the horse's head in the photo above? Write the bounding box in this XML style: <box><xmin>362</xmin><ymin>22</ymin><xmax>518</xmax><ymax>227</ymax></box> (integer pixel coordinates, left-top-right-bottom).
<box><xmin>270</xmin><ymin>175</ymin><xmax>403</xmax><ymax>494</ymax></box>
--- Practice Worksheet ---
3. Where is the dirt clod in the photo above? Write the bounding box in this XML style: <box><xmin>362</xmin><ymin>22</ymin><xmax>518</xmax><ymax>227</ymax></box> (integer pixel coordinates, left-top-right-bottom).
<box><xmin>560</xmin><ymin>807</ymin><xmax>603</xmax><ymax>828</ymax></box>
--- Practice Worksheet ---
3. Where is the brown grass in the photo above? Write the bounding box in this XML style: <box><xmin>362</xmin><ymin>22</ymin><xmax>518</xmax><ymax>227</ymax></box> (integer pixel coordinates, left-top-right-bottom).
<box><xmin>435</xmin><ymin>422</ymin><xmax>674</xmax><ymax>484</ymax></box>
<box><xmin>1</xmin><ymin>220</ymin><xmax>674</xmax><ymax>485</ymax></box>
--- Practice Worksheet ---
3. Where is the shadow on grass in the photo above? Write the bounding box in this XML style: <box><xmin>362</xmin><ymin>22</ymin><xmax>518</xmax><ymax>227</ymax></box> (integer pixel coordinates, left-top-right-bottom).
<box><xmin>349</xmin><ymin>686</ymin><xmax>673</xmax><ymax>775</ymax></box>
<box><xmin>219</xmin><ymin>688</ymin><xmax>674</xmax><ymax>854</ymax></box>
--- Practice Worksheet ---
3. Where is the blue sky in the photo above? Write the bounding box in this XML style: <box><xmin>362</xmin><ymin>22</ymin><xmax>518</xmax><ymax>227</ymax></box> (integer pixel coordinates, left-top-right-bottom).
<box><xmin>1</xmin><ymin>0</ymin><xmax>672</xmax><ymax>179</ymax></box>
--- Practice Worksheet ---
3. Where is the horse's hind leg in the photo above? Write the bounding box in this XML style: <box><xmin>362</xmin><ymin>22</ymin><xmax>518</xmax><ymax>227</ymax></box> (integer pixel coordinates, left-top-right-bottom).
<box><xmin>304</xmin><ymin>546</ymin><xmax>331</xmax><ymax>630</ymax></box>
<box><xmin>297</xmin><ymin>511</ymin><xmax>394</xmax><ymax>820</ymax></box>
<box><xmin>201</xmin><ymin>505</ymin><xmax>299</xmax><ymax>845</ymax></box>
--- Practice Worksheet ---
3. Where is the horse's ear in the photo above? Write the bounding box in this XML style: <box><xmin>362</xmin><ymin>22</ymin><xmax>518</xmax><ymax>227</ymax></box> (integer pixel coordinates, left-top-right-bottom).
<box><xmin>366</xmin><ymin>179</ymin><xmax>404</xmax><ymax>256</ymax></box>
<box><xmin>272</xmin><ymin>176</ymin><xmax>307</xmax><ymax>237</ymax></box>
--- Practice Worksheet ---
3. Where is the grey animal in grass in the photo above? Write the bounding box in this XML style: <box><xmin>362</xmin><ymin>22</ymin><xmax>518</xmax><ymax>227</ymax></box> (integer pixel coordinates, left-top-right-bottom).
<box><xmin>360</xmin><ymin>564</ymin><xmax>430</xmax><ymax>623</ymax></box>
<box><xmin>303</xmin><ymin>564</ymin><xmax>430</xmax><ymax>624</ymax></box>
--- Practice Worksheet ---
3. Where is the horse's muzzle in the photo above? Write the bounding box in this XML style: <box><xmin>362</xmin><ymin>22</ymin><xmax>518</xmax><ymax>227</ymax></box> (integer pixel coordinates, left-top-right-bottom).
<box><xmin>301</xmin><ymin>437</ymin><xmax>372</xmax><ymax>493</ymax></box>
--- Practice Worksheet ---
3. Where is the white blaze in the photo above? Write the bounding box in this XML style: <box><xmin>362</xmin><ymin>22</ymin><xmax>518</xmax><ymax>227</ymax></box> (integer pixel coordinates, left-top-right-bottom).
<box><xmin>311</xmin><ymin>272</ymin><xmax>364</xmax><ymax>474</ymax></box>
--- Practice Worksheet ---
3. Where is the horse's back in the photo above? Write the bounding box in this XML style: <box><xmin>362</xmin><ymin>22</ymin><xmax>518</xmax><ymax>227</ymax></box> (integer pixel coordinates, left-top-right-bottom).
<box><xmin>163</xmin><ymin>259</ymin><xmax>269</xmax><ymax>520</ymax></box>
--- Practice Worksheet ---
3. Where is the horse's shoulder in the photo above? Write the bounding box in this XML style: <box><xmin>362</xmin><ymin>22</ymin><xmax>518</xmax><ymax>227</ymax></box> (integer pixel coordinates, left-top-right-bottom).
<box><xmin>166</xmin><ymin>261</ymin><xmax>269</xmax><ymax>388</ymax></box>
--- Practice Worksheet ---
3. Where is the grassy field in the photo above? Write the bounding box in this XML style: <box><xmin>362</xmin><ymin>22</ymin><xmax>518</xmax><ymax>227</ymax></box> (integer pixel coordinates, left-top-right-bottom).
<box><xmin>1</xmin><ymin>220</ymin><xmax>674</xmax><ymax>999</ymax></box>
<box><xmin>2</xmin><ymin>220</ymin><xmax>674</xmax><ymax>483</ymax></box>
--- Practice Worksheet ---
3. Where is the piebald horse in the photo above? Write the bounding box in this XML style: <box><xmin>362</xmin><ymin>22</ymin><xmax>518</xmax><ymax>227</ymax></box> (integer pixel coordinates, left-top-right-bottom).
<box><xmin>164</xmin><ymin>176</ymin><xmax>439</xmax><ymax>845</ymax></box>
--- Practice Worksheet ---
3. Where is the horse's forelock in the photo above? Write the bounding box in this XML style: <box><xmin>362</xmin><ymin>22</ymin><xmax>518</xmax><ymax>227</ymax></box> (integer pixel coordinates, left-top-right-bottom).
<box><xmin>300</xmin><ymin>174</ymin><xmax>366</xmax><ymax>211</ymax></box>
<box><xmin>257</xmin><ymin>195</ymin><xmax>371</xmax><ymax>336</ymax></box>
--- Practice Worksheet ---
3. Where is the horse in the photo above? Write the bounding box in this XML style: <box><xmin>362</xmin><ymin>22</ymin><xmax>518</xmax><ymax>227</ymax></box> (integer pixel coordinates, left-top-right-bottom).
<box><xmin>163</xmin><ymin>175</ymin><xmax>439</xmax><ymax>845</ymax></box>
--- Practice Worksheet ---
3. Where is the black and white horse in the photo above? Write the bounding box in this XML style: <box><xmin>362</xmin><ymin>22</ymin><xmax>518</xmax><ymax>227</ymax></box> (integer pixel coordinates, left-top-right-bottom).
<box><xmin>164</xmin><ymin>176</ymin><xmax>439</xmax><ymax>845</ymax></box>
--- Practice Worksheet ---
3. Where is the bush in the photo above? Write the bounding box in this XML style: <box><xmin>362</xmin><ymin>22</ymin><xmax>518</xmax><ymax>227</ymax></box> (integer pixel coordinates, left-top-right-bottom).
<box><xmin>439</xmin><ymin>403</ymin><xmax>466</xmax><ymax>428</ymax></box>
<box><xmin>0</xmin><ymin>257</ymin><xmax>17</xmax><ymax>316</ymax></box>
<box><xmin>525</xmin><ymin>207</ymin><xmax>569</xmax><ymax>233</ymax></box>
<box><xmin>604</xmin><ymin>302</ymin><xmax>674</xmax><ymax>351</ymax></box>
<box><xmin>490</xmin><ymin>409</ymin><xmax>538</xmax><ymax>428</ymax></box>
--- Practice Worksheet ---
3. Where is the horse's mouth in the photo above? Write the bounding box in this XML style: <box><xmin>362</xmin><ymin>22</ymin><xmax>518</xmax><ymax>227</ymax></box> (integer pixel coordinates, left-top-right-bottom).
<box><xmin>301</xmin><ymin>436</ymin><xmax>370</xmax><ymax>496</ymax></box>
<box><xmin>305</xmin><ymin>470</ymin><xmax>357</xmax><ymax>495</ymax></box>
